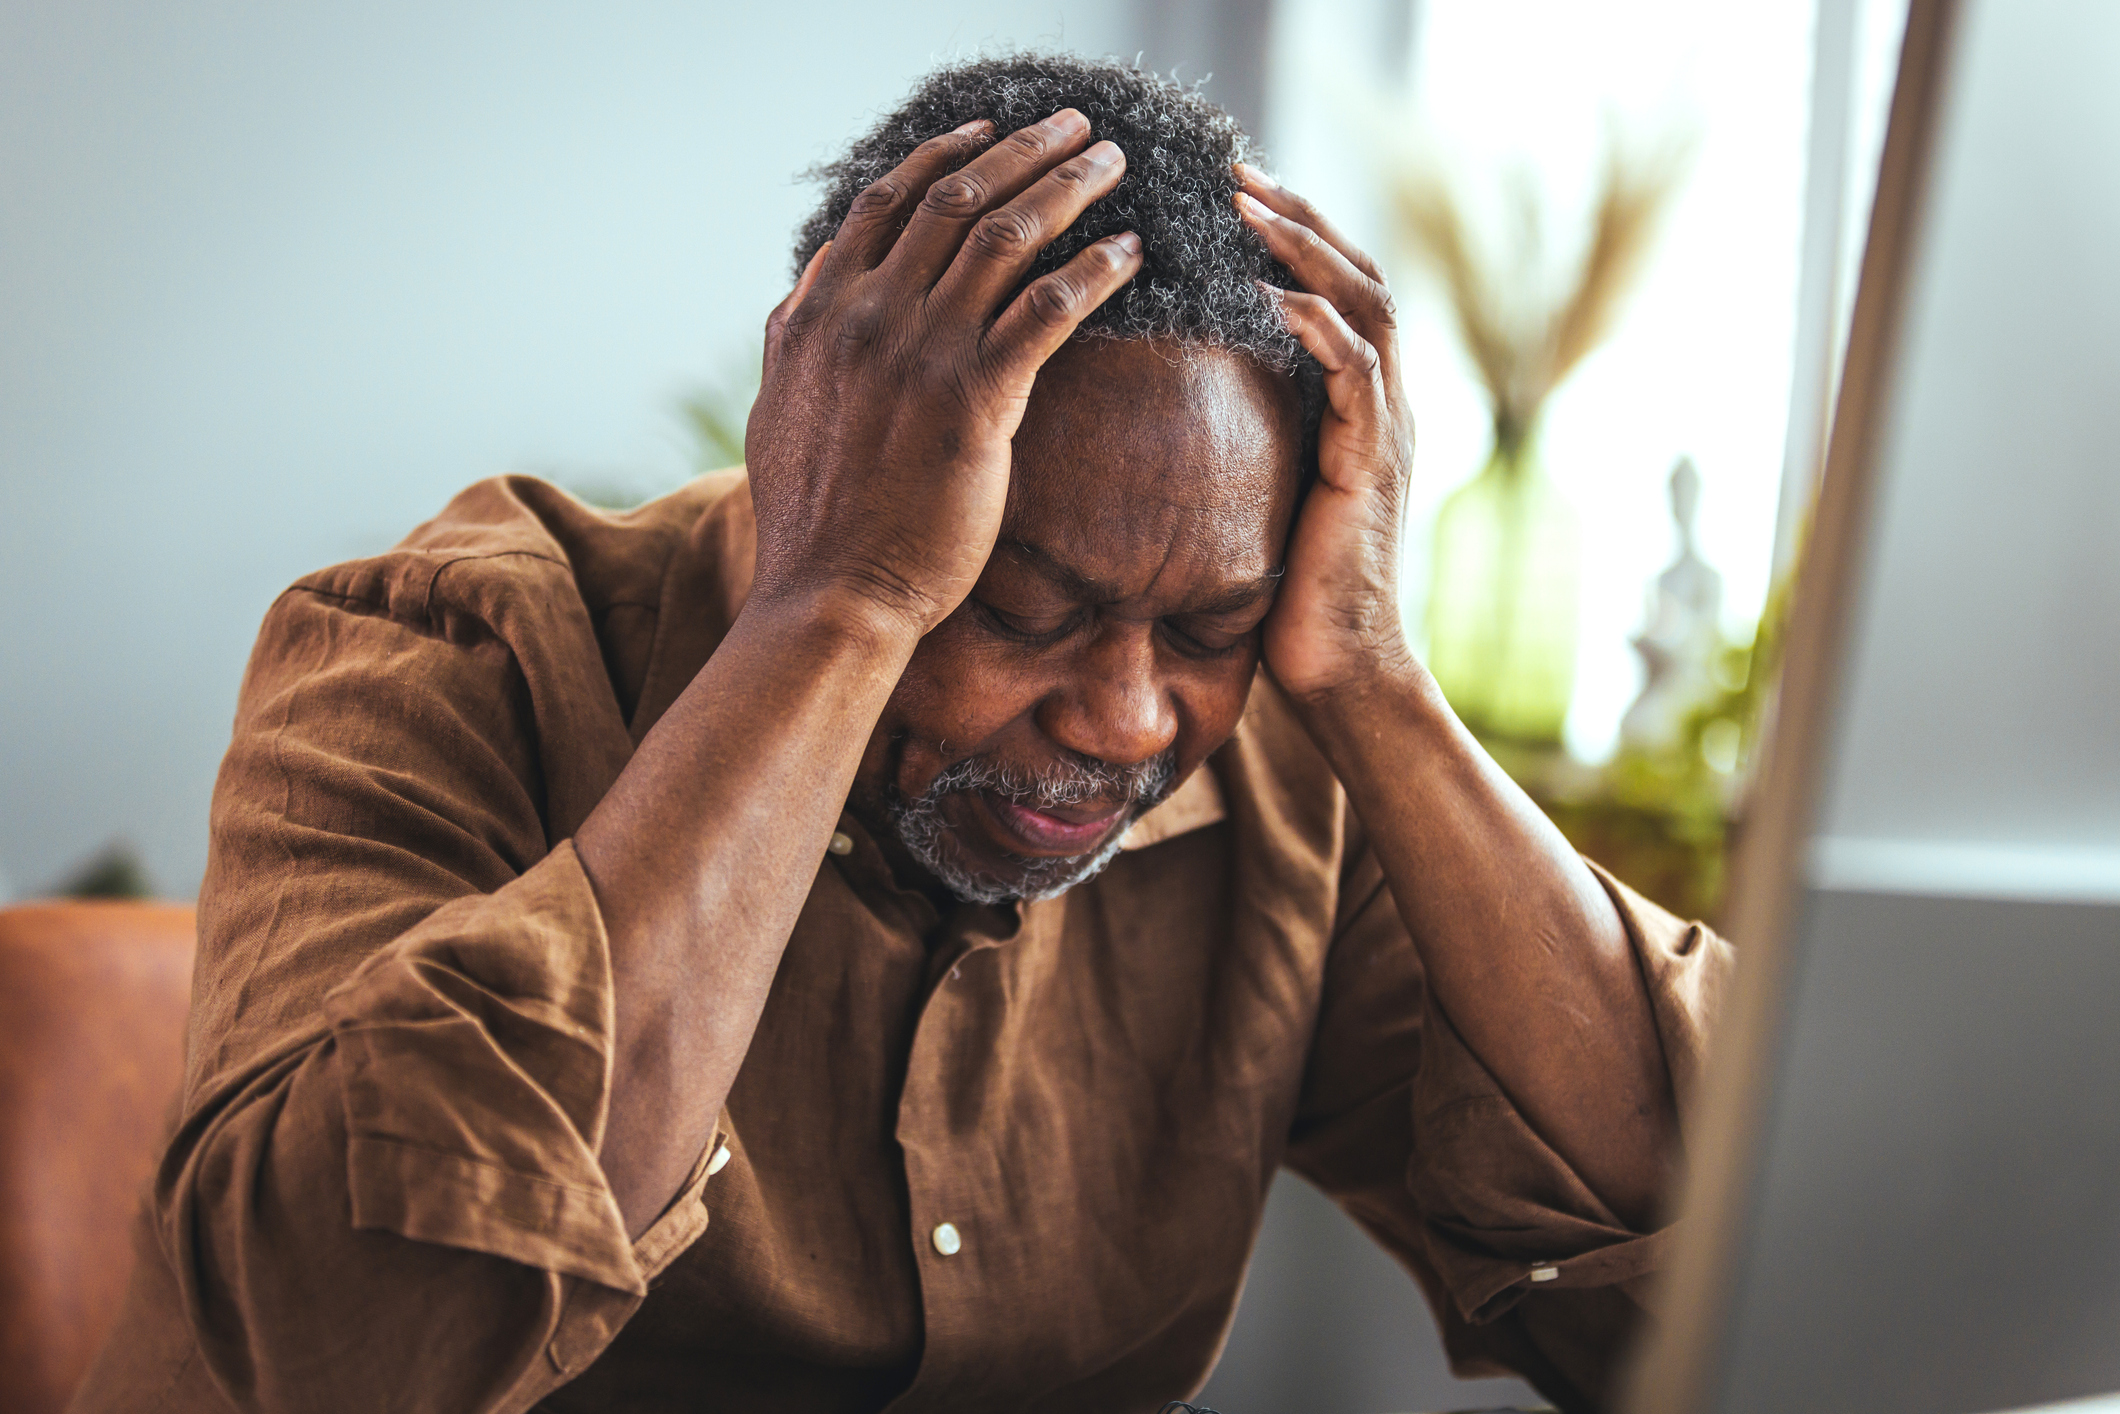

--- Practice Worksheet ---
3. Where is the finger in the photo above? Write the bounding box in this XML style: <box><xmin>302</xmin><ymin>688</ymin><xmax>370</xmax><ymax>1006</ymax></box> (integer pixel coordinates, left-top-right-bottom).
<box><xmin>1279</xmin><ymin>289</ymin><xmax>1378</xmax><ymax>377</ymax></box>
<box><xmin>983</xmin><ymin>231</ymin><xmax>1144</xmax><ymax>377</ymax></box>
<box><xmin>1277</xmin><ymin>289</ymin><xmax>1393</xmax><ymax>471</ymax></box>
<box><xmin>931</xmin><ymin>139</ymin><xmax>1127</xmax><ymax>318</ymax></box>
<box><xmin>1236</xmin><ymin>163</ymin><xmax>1386</xmax><ymax>284</ymax></box>
<box><xmin>1235</xmin><ymin>188</ymin><xmax>1400</xmax><ymax>371</ymax></box>
<box><xmin>825</xmin><ymin>121</ymin><xmax>994</xmax><ymax>275</ymax></box>
<box><xmin>763</xmin><ymin>240</ymin><xmax>831</xmax><ymax>377</ymax></box>
<box><xmin>883</xmin><ymin>109</ymin><xmax>1095</xmax><ymax>284</ymax></box>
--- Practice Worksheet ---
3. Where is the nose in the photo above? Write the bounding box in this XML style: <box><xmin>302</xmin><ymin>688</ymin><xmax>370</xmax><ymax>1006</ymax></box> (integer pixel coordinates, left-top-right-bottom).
<box><xmin>1035</xmin><ymin>621</ymin><xmax>1178</xmax><ymax>770</ymax></box>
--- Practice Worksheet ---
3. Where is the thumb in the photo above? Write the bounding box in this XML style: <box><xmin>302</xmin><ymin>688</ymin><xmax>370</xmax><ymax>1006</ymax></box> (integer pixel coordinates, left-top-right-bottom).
<box><xmin>762</xmin><ymin>241</ymin><xmax>832</xmax><ymax>380</ymax></box>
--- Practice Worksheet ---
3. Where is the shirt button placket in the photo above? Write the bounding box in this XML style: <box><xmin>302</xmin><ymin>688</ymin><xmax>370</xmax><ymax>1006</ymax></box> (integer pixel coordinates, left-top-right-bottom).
<box><xmin>897</xmin><ymin>913</ymin><xmax>1013</xmax><ymax>1394</ymax></box>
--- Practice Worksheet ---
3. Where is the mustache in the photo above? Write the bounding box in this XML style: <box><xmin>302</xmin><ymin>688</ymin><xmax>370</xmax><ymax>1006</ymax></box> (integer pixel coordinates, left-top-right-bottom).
<box><xmin>884</xmin><ymin>745</ymin><xmax>1178</xmax><ymax>905</ymax></box>
<box><xmin>925</xmin><ymin>747</ymin><xmax>1178</xmax><ymax>814</ymax></box>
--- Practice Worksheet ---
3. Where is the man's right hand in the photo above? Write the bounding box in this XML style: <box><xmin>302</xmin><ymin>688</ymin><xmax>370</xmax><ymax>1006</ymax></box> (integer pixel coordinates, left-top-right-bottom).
<box><xmin>581</xmin><ymin>108</ymin><xmax>1139</xmax><ymax>1237</ymax></box>
<box><xmin>742</xmin><ymin>108</ymin><xmax>1143</xmax><ymax>641</ymax></box>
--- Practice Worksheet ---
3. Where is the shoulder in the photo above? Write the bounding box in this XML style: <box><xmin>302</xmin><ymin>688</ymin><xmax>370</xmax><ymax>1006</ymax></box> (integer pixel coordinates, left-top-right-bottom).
<box><xmin>278</xmin><ymin>469</ymin><xmax>749</xmax><ymax>640</ymax></box>
<box><xmin>226</xmin><ymin>469</ymin><xmax>753</xmax><ymax>840</ymax></box>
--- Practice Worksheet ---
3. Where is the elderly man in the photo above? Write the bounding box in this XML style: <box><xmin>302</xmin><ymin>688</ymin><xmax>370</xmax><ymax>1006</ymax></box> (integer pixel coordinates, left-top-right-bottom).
<box><xmin>77</xmin><ymin>53</ymin><xmax>1728</xmax><ymax>1414</ymax></box>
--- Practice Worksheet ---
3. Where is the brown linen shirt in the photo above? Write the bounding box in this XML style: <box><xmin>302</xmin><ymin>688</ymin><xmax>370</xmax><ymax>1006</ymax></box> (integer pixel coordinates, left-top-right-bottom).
<box><xmin>74</xmin><ymin>470</ymin><xmax>1732</xmax><ymax>1414</ymax></box>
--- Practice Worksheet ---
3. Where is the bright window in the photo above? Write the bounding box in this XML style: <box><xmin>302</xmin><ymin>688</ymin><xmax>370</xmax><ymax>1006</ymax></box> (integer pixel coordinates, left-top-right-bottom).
<box><xmin>1266</xmin><ymin>0</ymin><xmax>1904</xmax><ymax>763</ymax></box>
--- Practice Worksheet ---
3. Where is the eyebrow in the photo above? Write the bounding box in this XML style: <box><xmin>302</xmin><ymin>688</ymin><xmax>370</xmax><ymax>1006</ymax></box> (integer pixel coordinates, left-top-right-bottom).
<box><xmin>1000</xmin><ymin>538</ymin><xmax>1285</xmax><ymax>615</ymax></box>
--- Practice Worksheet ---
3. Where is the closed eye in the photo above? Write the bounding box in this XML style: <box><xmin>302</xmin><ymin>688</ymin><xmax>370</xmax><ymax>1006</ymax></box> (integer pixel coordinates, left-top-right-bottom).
<box><xmin>973</xmin><ymin>599</ymin><xmax>1081</xmax><ymax>645</ymax></box>
<box><xmin>1159</xmin><ymin>617</ymin><xmax>1256</xmax><ymax>659</ymax></box>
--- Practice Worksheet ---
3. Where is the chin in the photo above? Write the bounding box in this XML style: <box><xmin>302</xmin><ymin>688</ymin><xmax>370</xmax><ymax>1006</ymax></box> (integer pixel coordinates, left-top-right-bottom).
<box><xmin>894</xmin><ymin>804</ymin><xmax>1135</xmax><ymax>905</ymax></box>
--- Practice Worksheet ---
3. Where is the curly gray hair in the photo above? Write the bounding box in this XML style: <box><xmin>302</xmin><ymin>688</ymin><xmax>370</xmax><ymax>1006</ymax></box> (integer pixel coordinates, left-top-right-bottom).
<box><xmin>794</xmin><ymin>52</ymin><xmax>1326</xmax><ymax>429</ymax></box>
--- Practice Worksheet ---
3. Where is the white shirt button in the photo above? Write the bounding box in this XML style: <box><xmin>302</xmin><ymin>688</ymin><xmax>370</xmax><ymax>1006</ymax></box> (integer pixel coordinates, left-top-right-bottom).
<box><xmin>1529</xmin><ymin>1263</ymin><xmax>1560</xmax><ymax>1283</ymax></box>
<box><xmin>827</xmin><ymin>831</ymin><xmax>854</xmax><ymax>856</ymax></box>
<box><xmin>931</xmin><ymin>1221</ymin><xmax>962</xmax><ymax>1256</ymax></box>
<box><xmin>706</xmin><ymin>1139</ymin><xmax>732</xmax><ymax>1177</ymax></box>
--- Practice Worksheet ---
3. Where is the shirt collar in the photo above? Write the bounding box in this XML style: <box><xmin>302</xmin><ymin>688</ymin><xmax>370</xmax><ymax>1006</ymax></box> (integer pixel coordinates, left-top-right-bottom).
<box><xmin>1119</xmin><ymin>765</ymin><xmax>1227</xmax><ymax>851</ymax></box>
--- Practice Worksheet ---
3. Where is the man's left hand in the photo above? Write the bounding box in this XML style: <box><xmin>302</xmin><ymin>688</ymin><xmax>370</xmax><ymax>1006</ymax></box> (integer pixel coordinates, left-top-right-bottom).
<box><xmin>1235</xmin><ymin>165</ymin><xmax>1420</xmax><ymax>706</ymax></box>
<box><xmin>1238</xmin><ymin>171</ymin><xmax>1683</xmax><ymax>1229</ymax></box>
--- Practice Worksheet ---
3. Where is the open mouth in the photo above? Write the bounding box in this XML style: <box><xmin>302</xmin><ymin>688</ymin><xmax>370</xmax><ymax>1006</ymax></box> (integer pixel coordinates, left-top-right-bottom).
<box><xmin>974</xmin><ymin>788</ymin><xmax>1130</xmax><ymax>856</ymax></box>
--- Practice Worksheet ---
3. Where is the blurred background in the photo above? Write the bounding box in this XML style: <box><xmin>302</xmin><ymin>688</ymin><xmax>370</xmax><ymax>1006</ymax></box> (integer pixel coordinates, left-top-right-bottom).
<box><xmin>1</xmin><ymin>1</ymin><xmax>1909</xmax><ymax>1409</ymax></box>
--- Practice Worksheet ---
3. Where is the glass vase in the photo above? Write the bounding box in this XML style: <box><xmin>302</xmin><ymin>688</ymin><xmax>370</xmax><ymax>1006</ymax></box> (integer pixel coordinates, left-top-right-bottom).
<box><xmin>1424</xmin><ymin>432</ymin><xmax>1582</xmax><ymax>747</ymax></box>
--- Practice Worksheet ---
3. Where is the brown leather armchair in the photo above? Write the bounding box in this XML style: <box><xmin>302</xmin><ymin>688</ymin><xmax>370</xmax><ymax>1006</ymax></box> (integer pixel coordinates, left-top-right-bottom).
<box><xmin>0</xmin><ymin>902</ymin><xmax>194</xmax><ymax>1414</ymax></box>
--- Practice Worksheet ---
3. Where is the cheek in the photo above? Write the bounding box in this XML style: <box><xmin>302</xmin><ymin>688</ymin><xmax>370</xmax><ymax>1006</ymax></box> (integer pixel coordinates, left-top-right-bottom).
<box><xmin>872</xmin><ymin>626</ymin><xmax>1045</xmax><ymax>791</ymax></box>
<box><xmin>1170</xmin><ymin>654</ymin><xmax>1260</xmax><ymax>759</ymax></box>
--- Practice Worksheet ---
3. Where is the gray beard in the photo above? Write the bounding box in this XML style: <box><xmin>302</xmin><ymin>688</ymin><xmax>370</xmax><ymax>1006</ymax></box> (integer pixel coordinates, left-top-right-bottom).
<box><xmin>888</xmin><ymin>750</ymin><xmax>1177</xmax><ymax>905</ymax></box>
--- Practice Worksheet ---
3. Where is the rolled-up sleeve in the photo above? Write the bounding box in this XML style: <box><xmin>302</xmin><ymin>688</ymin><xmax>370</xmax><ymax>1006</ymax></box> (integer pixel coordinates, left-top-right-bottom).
<box><xmin>77</xmin><ymin>563</ymin><xmax>715</xmax><ymax>1414</ymax></box>
<box><xmin>326</xmin><ymin>844</ymin><xmax>675</xmax><ymax>1292</ymax></box>
<box><xmin>1285</xmin><ymin>827</ymin><xmax>1733</xmax><ymax>1410</ymax></box>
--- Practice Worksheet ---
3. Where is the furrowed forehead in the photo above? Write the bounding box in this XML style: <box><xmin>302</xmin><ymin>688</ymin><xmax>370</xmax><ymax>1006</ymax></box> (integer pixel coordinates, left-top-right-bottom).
<box><xmin>998</xmin><ymin>340</ymin><xmax>1303</xmax><ymax>601</ymax></box>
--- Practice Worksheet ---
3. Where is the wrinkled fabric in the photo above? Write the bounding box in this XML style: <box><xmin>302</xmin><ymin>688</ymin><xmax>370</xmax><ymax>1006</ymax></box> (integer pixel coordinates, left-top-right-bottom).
<box><xmin>72</xmin><ymin>471</ymin><xmax>1733</xmax><ymax>1414</ymax></box>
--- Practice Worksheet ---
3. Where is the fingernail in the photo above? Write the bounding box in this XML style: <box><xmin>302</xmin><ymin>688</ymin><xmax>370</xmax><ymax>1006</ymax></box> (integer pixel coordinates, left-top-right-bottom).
<box><xmin>1113</xmin><ymin>231</ymin><xmax>1143</xmax><ymax>255</ymax></box>
<box><xmin>954</xmin><ymin>119</ymin><xmax>992</xmax><ymax>136</ymax></box>
<box><xmin>1235</xmin><ymin>190</ymin><xmax>1269</xmax><ymax>218</ymax></box>
<box><xmin>1089</xmin><ymin>139</ymin><xmax>1124</xmax><ymax>164</ymax></box>
<box><xmin>1235</xmin><ymin>161</ymin><xmax>1278</xmax><ymax>189</ymax></box>
<box><xmin>1047</xmin><ymin>107</ymin><xmax>1088</xmax><ymax>130</ymax></box>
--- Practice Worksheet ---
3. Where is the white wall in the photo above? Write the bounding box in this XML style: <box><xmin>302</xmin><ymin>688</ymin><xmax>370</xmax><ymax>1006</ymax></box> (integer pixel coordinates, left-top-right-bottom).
<box><xmin>0</xmin><ymin>0</ymin><xmax>1136</xmax><ymax>899</ymax></box>
<box><xmin>1814</xmin><ymin>0</ymin><xmax>2120</xmax><ymax>897</ymax></box>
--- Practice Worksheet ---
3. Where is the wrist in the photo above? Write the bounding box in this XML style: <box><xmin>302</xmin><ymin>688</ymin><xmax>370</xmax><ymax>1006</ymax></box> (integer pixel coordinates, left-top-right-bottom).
<box><xmin>1272</xmin><ymin>616</ymin><xmax>1424</xmax><ymax>711</ymax></box>
<box><xmin>748</xmin><ymin>546</ymin><xmax>967</xmax><ymax>642</ymax></box>
<box><xmin>733</xmin><ymin>580</ymin><xmax>929</xmax><ymax>673</ymax></box>
<box><xmin>1284</xmin><ymin>649</ymin><xmax>1457</xmax><ymax>768</ymax></box>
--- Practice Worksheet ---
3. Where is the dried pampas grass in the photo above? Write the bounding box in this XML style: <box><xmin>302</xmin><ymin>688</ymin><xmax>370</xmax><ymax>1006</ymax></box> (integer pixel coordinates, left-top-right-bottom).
<box><xmin>1395</xmin><ymin>130</ymin><xmax>1692</xmax><ymax>456</ymax></box>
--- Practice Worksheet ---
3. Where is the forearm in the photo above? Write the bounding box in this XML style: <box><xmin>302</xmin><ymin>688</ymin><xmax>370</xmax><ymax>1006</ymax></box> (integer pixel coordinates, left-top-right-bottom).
<box><xmin>1293</xmin><ymin>662</ymin><xmax>1678</xmax><ymax>1229</ymax></box>
<box><xmin>575</xmin><ymin>591</ymin><xmax>918</xmax><ymax>1234</ymax></box>
<box><xmin>110</xmin><ymin>839</ymin><xmax>675</xmax><ymax>1412</ymax></box>
<box><xmin>138</xmin><ymin>1046</ymin><xmax>573</xmax><ymax>1414</ymax></box>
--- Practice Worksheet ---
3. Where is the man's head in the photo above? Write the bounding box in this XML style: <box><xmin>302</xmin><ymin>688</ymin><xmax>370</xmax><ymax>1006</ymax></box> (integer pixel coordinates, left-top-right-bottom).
<box><xmin>796</xmin><ymin>53</ymin><xmax>1317</xmax><ymax>382</ymax></box>
<box><xmin>800</xmin><ymin>54</ymin><xmax>1320</xmax><ymax>903</ymax></box>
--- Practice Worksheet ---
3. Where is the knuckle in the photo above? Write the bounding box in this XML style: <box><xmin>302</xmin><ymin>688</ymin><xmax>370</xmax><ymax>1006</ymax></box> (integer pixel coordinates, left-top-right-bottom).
<box><xmin>968</xmin><ymin>208</ymin><xmax>1036</xmax><ymax>258</ymax></box>
<box><xmin>1048</xmin><ymin>154</ymin><xmax>1098</xmax><ymax>190</ymax></box>
<box><xmin>848</xmin><ymin>178</ymin><xmax>906</xmax><ymax>219</ymax></box>
<box><xmin>1003</xmin><ymin>127</ymin><xmax>1052</xmax><ymax>162</ymax></box>
<box><xmin>833</xmin><ymin>294</ymin><xmax>889</xmax><ymax>349</ymax></box>
<box><xmin>921</xmin><ymin>173</ymin><xmax>987</xmax><ymax>217</ymax></box>
<box><xmin>1369</xmin><ymin>284</ymin><xmax>1400</xmax><ymax>328</ymax></box>
<box><xmin>1026</xmin><ymin>271</ymin><xmax>1084</xmax><ymax>325</ymax></box>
